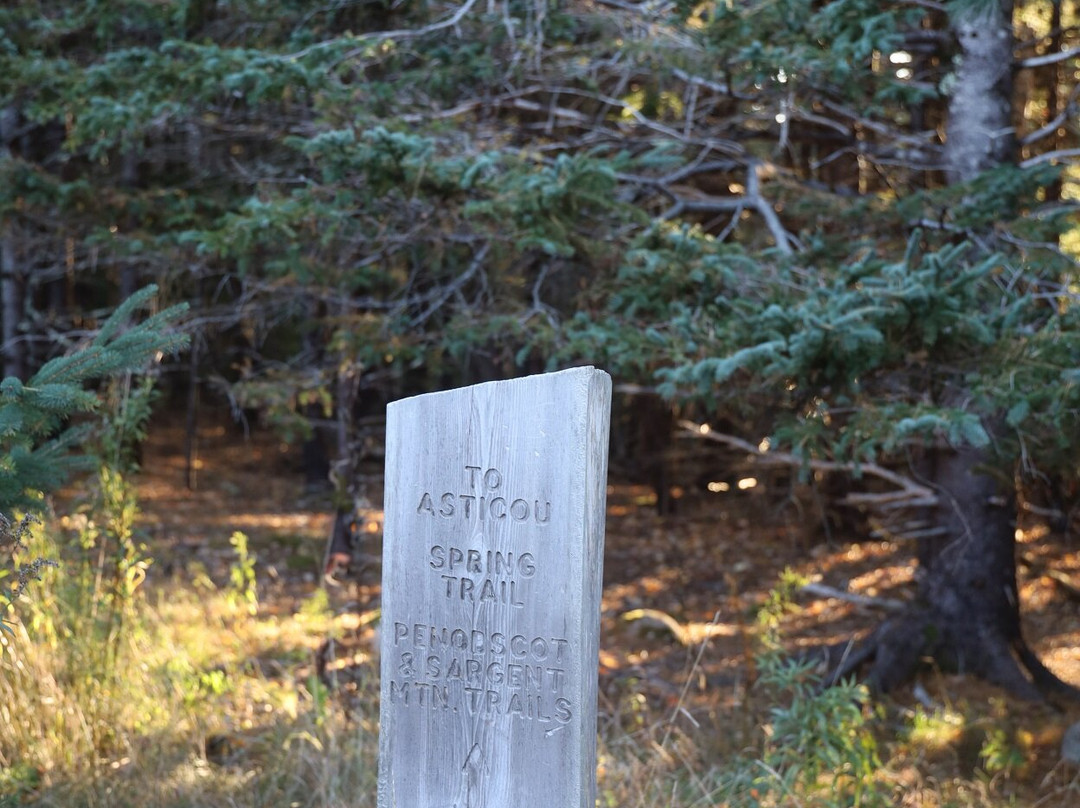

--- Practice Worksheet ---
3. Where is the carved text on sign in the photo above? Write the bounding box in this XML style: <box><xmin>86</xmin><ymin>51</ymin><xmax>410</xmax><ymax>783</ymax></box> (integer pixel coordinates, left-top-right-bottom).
<box><xmin>415</xmin><ymin>465</ymin><xmax>552</xmax><ymax>525</ymax></box>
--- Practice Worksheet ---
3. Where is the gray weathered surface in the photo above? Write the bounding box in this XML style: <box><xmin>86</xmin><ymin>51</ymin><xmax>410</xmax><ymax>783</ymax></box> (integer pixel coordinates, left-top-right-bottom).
<box><xmin>378</xmin><ymin>367</ymin><xmax>611</xmax><ymax>808</ymax></box>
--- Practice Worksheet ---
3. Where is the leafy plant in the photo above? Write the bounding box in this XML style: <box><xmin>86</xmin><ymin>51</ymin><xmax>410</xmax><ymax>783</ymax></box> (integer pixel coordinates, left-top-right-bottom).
<box><xmin>709</xmin><ymin>572</ymin><xmax>891</xmax><ymax>808</ymax></box>
<box><xmin>226</xmin><ymin>530</ymin><xmax>259</xmax><ymax>617</ymax></box>
<box><xmin>0</xmin><ymin>512</ymin><xmax>53</xmax><ymax>640</ymax></box>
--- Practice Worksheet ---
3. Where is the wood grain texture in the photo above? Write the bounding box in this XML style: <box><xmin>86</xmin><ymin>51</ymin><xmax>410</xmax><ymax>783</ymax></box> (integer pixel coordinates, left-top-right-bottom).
<box><xmin>378</xmin><ymin>367</ymin><xmax>611</xmax><ymax>808</ymax></box>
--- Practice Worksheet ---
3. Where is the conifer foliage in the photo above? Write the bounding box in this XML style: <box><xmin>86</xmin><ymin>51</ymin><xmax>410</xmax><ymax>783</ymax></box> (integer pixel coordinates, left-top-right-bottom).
<box><xmin>2</xmin><ymin>0</ymin><xmax>1079</xmax><ymax>696</ymax></box>
<box><xmin>0</xmin><ymin>286</ymin><xmax>187</xmax><ymax>512</ymax></box>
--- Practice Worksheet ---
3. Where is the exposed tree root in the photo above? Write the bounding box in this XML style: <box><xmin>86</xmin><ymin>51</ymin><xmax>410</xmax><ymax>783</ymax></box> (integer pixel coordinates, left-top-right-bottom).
<box><xmin>812</xmin><ymin>440</ymin><xmax>1080</xmax><ymax>704</ymax></box>
<box><xmin>816</xmin><ymin>606</ymin><xmax>1080</xmax><ymax>704</ymax></box>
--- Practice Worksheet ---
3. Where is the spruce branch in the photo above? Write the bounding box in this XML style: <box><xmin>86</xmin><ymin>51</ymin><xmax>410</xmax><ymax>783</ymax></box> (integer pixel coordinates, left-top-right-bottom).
<box><xmin>0</xmin><ymin>286</ymin><xmax>189</xmax><ymax>512</ymax></box>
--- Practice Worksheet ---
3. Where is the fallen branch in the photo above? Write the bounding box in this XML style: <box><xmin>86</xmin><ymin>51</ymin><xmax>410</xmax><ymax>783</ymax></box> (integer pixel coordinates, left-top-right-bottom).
<box><xmin>622</xmin><ymin>608</ymin><xmax>690</xmax><ymax>644</ymax></box>
<box><xmin>621</xmin><ymin>608</ymin><xmax>742</xmax><ymax>645</ymax></box>
<box><xmin>1045</xmin><ymin>569</ymin><xmax>1080</xmax><ymax>602</ymax></box>
<box><xmin>800</xmin><ymin>582</ymin><xmax>906</xmax><ymax>613</ymax></box>
<box><xmin>1019</xmin><ymin>552</ymin><xmax>1080</xmax><ymax>603</ymax></box>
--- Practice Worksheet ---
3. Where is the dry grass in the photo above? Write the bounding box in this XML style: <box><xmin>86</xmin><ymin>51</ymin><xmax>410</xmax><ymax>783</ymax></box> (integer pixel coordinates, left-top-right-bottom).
<box><xmin>1</xmin><ymin>552</ymin><xmax>379</xmax><ymax>807</ymax></box>
<box><xmin>5</xmin><ymin>413</ymin><xmax>1080</xmax><ymax>808</ymax></box>
<box><xmin>6</xmin><ymin>522</ymin><xmax>1080</xmax><ymax>808</ymax></box>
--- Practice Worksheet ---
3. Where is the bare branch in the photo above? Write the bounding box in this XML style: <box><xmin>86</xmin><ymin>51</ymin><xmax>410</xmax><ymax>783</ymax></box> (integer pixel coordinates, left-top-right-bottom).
<box><xmin>334</xmin><ymin>0</ymin><xmax>482</xmax><ymax>62</ymax></box>
<box><xmin>1018</xmin><ymin>45</ymin><xmax>1080</xmax><ymax>69</ymax></box>
<box><xmin>820</xmin><ymin>100</ymin><xmax>939</xmax><ymax>148</ymax></box>
<box><xmin>641</xmin><ymin>160</ymin><xmax>796</xmax><ymax>253</ymax></box>
<box><xmin>410</xmin><ymin>243</ymin><xmax>489</xmax><ymax>327</ymax></box>
<box><xmin>1020</xmin><ymin>84</ymin><xmax>1080</xmax><ymax>145</ymax></box>
<box><xmin>675</xmin><ymin>420</ymin><xmax>938</xmax><ymax>507</ymax></box>
<box><xmin>1020</xmin><ymin>147</ymin><xmax>1080</xmax><ymax>168</ymax></box>
<box><xmin>746</xmin><ymin>161</ymin><xmax>794</xmax><ymax>255</ymax></box>
<box><xmin>670</xmin><ymin>68</ymin><xmax>754</xmax><ymax>101</ymax></box>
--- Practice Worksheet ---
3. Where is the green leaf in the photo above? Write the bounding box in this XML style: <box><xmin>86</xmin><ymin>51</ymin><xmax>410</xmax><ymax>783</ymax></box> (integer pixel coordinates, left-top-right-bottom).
<box><xmin>956</xmin><ymin>416</ymin><xmax>990</xmax><ymax>448</ymax></box>
<box><xmin>1006</xmin><ymin>400</ymin><xmax>1029</xmax><ymax>428</ymax></box>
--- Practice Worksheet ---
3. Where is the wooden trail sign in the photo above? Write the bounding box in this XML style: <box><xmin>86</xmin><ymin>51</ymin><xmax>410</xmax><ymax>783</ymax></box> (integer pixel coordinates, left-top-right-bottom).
<box><xmin>378</xmin><ymin>367</ymin><xmax>611</xmax><ymax>808</ymax></box>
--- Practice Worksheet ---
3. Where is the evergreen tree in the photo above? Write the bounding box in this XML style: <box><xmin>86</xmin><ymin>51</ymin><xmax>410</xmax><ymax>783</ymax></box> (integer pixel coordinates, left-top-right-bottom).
<box><xmin>0</xmin><ymin>285</ymin><xmax>187</xmax><ymax>512</ymax></box>
<box><xmin>2</xmin><ymin>0</ymin><xmax>1078</xmax><ymax>698</ymax></box>
<box><xmin>556</xmin><ymin>0</ymin><xmax>1080</xmax><ymax>699</ymax></box>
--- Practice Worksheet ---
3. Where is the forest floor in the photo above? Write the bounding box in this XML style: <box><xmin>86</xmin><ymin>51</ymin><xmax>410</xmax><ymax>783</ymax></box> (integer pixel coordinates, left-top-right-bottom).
<box><xmin>121</xmin><ymin>410</ymin><xmax>1080</xmax><ymax>806</ymax></box>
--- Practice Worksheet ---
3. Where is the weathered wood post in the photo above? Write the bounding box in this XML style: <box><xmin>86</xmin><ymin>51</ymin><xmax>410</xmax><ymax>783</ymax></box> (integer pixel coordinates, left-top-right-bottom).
<box><xmin>378</xmin><ymin>367</ymin><xmax>611</xmax><ymax>808</ymax></box>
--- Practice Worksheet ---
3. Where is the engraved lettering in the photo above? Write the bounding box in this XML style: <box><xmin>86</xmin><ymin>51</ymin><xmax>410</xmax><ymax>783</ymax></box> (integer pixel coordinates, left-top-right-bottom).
<box><xmin>507</xmin><ymin>664</ymin><xmax>524</xmax><ymax>688</ymax></box>
<box><xmin>426</xmin><ymin>655</ymin><xmax>440</xmax><ymax>677</ymax></box>
<box><xmin>414</xmin><ymin>487</ymin><xmax>551</xmax><ymax>523</ymax></box>
<box><xmin>508</xmin><ymin>692</ymin><xmax>525</xmax><ymax>717</ymax></box>
<box><xmin>519</xmin><ymin>552</ymin><xmax>536</xmax><ymax>577</ymax></box>
<box><xmin>525</xmin><ymin>664</ymin><xmax>543</xmax><ymax>691</ymax></box>
<box><xmin>459</xmin><ymin>494</ymin><xmax>475</xmax><ymax>518</ymax></box>
<box><xmin>534</xmin><ymin>500</ymin><xmax>552</xmax><ymax>524</ymax></box>
<box><xmin>465</xmin><ymin>658</ymin><xmax>482</xmax><ymax>684</ymax></box>
<box><xmin>432</xmin><ymin>684</ymin><xmax>450</xmax><ymax>709</ymax></box>
<box><xmin>416</xmin><ymin>493</ymin><xmax>435</xmax><ymax>515</ymax></box>
<box><xmin>447</xmin><ymin>658</ymin><xmax>463</xmax><ymax>681</ymax></box>
<box><xmin>510</xmin><ymin>499</ymin><xmax>529</xmax><ymax>521</ymax></box>
<box><xmin>535</xmin><ymin>694</ymin><xmax>553</xmax><ymax>721</ymax></box>
<box><xmin>467</xmin><ymin>549</ymin><xmax>482</xmax><ymax>573</ymax></box>
<box><xmin>547</xmin><ymin>667</ymin><xmax>566</xmax><ymax>692</ymax></box>
<box><xmin>390</xmin><ymin>623</ymin><xmax>578</xmax><ymax>722</ymax></box>
<box><xmin>555</xmin><ymin>697</ymin><xmax>572</xmax><ymax>723</ymax></box>
<box><xmin>439</xmin><ymin>492</ymin><xmax>455</xmax><ymax>517</ymax></box>
<box><xmin>510</xmin><ymin>635</ymin><xmax>528</xmax><ymax>658</ymax></box>
<box><xmin>414</xmin><ymin>682</ymin><xmax>430</xmax><ymax>704</ymax></box>
<box><xmin>428</xmin><ymin>546</ymin><xmax>537</xmax><ymax>577</ymax></box>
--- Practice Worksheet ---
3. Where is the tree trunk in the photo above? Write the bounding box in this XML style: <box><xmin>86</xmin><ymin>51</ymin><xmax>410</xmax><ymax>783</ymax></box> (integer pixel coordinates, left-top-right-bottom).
<box><xmin>1</xmin><ymin>229</ymin><xmax>24</xmax><ymax>381</ymax></box>
<box><xmin>1</xmin><ymin>110</ymin><xmax>25</xmax><ymax>381</ymax></box>
<box><xmin>826</xmin><ymin>0</ymin><xmax>1080</xmax><ymax>702</ymax></box>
